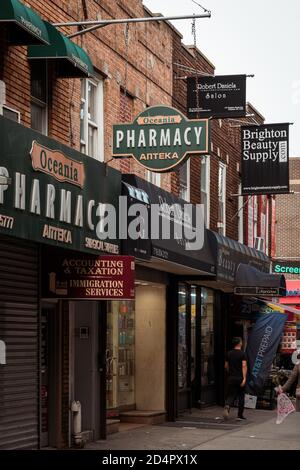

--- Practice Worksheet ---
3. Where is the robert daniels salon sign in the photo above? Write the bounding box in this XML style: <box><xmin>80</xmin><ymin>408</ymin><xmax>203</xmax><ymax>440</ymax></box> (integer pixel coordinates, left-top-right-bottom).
<box><xmin>0</xmin><ymin>116</ymin><xmax>121</xmax><ymax>255</ymax></box>
<box><xmin>113</xmin><ymin>105</ymin><xmax>209</xmax><ymax>172</ymax></box>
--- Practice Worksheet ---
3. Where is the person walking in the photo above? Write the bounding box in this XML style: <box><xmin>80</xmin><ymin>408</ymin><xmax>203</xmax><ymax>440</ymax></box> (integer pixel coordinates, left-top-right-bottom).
<box><xmin>278</xmin><ymin>363</ymin><xmax>300</xmax><ymax>411</ymax></box>
<box><xmin>223</xmin><ymin>337</ymin><xmax>248</xmax><ymax>421</ymax></box>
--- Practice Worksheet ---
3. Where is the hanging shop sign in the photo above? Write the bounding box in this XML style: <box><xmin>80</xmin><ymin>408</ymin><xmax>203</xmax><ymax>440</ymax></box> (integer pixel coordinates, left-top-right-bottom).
<box><xmin>0</xmin><ymin>116</ymin><xmax>121</xmax><ymax>255</ymax></box>
<box><xmin>42</xmin><ymin>251</ymin><xmax>135</xmax><ymax>300</ymax></box>
<box><xmin>112</xmin><ymin>105</ymin><xmax>209</xmax><ymax>173</ymax></box>
<box><xmin>241</xmin><ymin>123</ymin><xmax>290</xmax><ymax>195</ymax></box>
<box><xmin>187</xmin><ymin>75</ymin><xmax>246</xmax><ymax>119</ymax></box>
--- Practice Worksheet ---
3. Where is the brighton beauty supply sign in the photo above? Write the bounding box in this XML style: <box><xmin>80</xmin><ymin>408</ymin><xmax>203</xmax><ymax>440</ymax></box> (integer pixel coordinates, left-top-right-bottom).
<box><xmin>241</xmin><ymin>123</ymin><xmax>290</xmax><ymax>195</ymax></box>
<box><xmin>112</xmin><ymin>105</ymin><xmax>209</xmax><ymax>172</ymax></box>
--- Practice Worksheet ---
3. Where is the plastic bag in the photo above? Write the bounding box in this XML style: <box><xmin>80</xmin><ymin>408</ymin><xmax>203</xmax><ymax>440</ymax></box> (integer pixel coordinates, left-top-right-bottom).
<box><xmin>276</xmin><ymin>393</ymin><xmax>296</xmax><ymax>424</ymax></box>
<box><xmin>245</xmin><ymin>394</ymin><xmax>257</xmax><ymax>409</ymax></box>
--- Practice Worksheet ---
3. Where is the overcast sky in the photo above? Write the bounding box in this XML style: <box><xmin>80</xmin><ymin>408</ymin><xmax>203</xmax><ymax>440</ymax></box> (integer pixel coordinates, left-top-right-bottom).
<box><xmin>143</xmin><ymin>0</ymin><xmax>300</xmax><ymax>156</ymax></box>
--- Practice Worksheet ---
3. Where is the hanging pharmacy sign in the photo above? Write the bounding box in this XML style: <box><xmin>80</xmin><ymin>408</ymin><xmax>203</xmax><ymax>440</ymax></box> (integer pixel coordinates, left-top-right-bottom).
<box><xmin>42</xmin><ymin>250</ymin><xmax>135</xmax><ymax>300</ymax></box>
<box><xmin>241</xmin><ymin>123</ymin><xmax>290</xmax><ymax>195</ymax></box>
<box><xmin>112</xmin><ymin>105</ymin><xmax>209</xmax><ymax>172</ymax></box>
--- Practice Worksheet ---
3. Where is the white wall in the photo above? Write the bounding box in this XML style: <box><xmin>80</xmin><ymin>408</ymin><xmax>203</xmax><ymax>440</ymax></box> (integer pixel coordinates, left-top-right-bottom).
<box><xmin>135</xmin><ymin>284</ymin><xmax>166</xmax><ymax>411</ymax></box>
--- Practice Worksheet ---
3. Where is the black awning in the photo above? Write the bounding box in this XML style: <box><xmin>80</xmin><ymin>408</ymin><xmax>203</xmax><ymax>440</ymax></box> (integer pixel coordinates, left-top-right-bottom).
<box><xmin>234</xmin><ymin>263</ymin><xmax>286</xmax><ymax>297</ymax></box>
<box><xmin>121</xmin><ymin>174</ymin><xmax>216</xmax><ymax>276</ymax></box>
<box><xmin>208</xmin><ymin>231</ymin><xmax>270</xmax><ymax>286</ymax></box>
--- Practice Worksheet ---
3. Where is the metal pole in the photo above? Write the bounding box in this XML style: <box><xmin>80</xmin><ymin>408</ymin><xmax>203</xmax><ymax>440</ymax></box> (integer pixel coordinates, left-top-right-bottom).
<box><xmin>52</xmin><ymin>13</ymin><xmax>211</xmax><ymax>39</ymax></box>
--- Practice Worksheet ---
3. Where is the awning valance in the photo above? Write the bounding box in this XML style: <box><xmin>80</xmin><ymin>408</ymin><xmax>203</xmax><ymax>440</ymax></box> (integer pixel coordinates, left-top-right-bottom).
<box><xmin>234</xmin><ymin>263</ymin><xmax>286</xmax><ymax>297</ymax></box>
<box><xmin>121</xmin><ymin>174</ymin><xmax>216</xmax><ymax>276</ymax></box>
<box><xmin>208</xmin><ymin>231</ymin><xmax>270</xmax><ymax>287</ymax></box>
<box><xmin>0</xmin><ymin>0</ymin><xmax>50</xmax><ymax>45</ymax></box>
<box><xmin>28</xmin><ymin>21</ymin><xmax>94</xmax><ymax>78</ymax></box>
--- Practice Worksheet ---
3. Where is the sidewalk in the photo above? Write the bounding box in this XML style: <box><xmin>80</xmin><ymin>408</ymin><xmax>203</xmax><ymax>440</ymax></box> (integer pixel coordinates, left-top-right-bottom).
<box><xmin>85</xmin><ymin>407</ymin><xmax>300</xmax><ymax>451</ymax></box>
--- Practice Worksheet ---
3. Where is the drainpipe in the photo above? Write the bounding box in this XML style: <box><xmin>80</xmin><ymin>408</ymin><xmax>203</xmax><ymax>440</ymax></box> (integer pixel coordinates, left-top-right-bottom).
<box><xmin>71</xmin><ymin>400</ymin><xmax>84</xmax><ymax>447</ymax></box>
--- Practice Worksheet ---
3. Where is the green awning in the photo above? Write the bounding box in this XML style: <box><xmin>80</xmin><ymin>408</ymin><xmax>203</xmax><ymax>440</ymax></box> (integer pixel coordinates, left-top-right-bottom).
<box><xmin>28</xmin><ymin>22</ymin><xmax>94</xmax><ymax>78</ymax></box>
<box><xmin>0</xmin><ymin>0</ymin><xmax>49</xmax><ymax>45</ymax></box>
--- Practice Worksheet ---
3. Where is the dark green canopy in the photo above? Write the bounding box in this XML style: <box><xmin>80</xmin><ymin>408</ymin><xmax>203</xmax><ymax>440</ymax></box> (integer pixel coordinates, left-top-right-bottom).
<box><xmin>0</xmin><ymin>0</ymin><xmax>49</xmax><ymax>45</ymax></box>
<box><xmin>28</xmin><ymin>22</ymin><xmax>94</xmax><ymax>78</ymax></box>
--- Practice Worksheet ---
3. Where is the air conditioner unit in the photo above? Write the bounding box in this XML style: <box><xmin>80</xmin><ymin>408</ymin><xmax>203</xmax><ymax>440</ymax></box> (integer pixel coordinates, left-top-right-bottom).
<box><xmin>0</xmin><ymin>104</ymin><xmax>21</xmax><ymax>123</ymax></box>
<box><xmin>254</xmin><ymin>237</ymin><xmax>265</xmax><ymax>252</ymax></box>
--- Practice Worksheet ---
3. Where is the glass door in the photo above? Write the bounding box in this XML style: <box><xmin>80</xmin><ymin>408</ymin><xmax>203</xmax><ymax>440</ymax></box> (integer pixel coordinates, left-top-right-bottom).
<box><xmin>106</xmin><ymin>300</ymin><xmax>135</xmax><ymax>416</ymax></box>
<box><xmin>200</xmin><ymin>288</ymin><xmax>216</xmax><ymax>405</ymax></box>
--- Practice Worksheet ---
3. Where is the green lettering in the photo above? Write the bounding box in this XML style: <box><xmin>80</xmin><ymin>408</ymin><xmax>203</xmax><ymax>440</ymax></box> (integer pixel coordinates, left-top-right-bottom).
<box><xmin>274</xmin><ymin>264</ymin><xmax>281</xmax><ymax>273</ymax></box>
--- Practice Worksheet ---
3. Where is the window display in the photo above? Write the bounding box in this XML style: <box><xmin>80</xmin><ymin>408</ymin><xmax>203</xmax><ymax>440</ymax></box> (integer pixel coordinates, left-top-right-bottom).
<box><xmin>107</xmin><ymin>300</ymin><xmax>135</xmax><ymax>412</ymax></box>
<box><xmin>200</xmin><ymin>288</ymin><xmax>215</xmax><ymax>388</ymax></box>
<box><xmin>178</xmin><ymin>285</ymin><xmax>187</xmax><ymax>390</ymax></box>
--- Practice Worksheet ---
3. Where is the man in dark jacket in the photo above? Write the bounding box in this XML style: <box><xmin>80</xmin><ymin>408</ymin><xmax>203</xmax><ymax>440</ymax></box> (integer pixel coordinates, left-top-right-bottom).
<box><xmin>223</xmin><ymin>337</ymin><xmax>248</xmax><ymax>420</ymax></box>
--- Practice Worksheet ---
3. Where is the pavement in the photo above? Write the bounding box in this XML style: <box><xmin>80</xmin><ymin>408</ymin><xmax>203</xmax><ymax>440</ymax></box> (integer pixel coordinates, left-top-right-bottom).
<box><xmin>85</xmin><ymin>407</ymin><xmax>300</xmax><ymax>451</ymax></box>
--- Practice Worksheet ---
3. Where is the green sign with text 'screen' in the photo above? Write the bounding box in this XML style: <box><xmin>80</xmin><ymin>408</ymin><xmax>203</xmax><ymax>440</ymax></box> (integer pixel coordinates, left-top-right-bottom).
<box><xmin>112</xmin><ymin>105</ymin><xmax>209</xmax><ymax>173</ymax></box>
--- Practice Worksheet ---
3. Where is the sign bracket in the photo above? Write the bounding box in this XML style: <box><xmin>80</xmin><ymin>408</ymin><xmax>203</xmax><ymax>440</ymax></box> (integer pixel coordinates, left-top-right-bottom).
<box><xmin>53</xmin><ymin>12</ymin><xmax>211</xmax><ymax>39</ymax></box>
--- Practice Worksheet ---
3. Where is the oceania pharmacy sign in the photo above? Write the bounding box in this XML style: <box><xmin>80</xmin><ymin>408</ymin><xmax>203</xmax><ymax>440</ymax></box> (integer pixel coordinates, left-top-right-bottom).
<box><xmin>113</xmin><ymin>106</ymin><xmax>209</xmax><ymax>172</ymax></box>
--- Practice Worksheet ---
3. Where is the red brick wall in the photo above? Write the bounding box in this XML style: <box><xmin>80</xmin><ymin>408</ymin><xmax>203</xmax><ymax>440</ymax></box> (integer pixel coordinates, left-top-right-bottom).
<box><xmin>172</xmin><ymin>34</ymin><xmax>242</xmax><ymax>239</ymax></box>
<box><xmin>0</xmin><ymin>0</ymin><xmax>174</xmax><ymax>187</ymax></box>
<box><xmin>274</xmin><ymin>158</ymin><xmax>300</xmax><ymax>278</ymax></box>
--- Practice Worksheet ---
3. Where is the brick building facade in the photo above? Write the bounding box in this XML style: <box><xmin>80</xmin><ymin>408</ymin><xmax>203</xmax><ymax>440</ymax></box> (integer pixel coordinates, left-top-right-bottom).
<box><xmin>274</xmin><ymin>157</ymin><xmax>300</xmax><ymax>279</ymax></box>
<box><xmin>0</xmin><ymin>0</ymin><xmax>274</xmax><ymax>450</ymax></box>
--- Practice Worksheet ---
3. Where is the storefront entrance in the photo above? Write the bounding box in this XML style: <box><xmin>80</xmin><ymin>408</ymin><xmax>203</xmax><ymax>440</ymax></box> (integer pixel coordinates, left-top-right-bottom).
<box><xmin>177</xmin><ymin>284</ymin><xmax>216</xmax><ymax>412</ymax></box>
<box><xmin>40</xmin><ymin>300</ymin><xmax>107</xmax><ymax>447</ymax></box>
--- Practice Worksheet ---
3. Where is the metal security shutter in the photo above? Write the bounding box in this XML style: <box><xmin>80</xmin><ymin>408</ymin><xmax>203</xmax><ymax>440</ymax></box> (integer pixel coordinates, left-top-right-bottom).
<box><xmin>0</xmin><ymin>237</ymin><xmax>39</xmax><ymax>449</ymax></box>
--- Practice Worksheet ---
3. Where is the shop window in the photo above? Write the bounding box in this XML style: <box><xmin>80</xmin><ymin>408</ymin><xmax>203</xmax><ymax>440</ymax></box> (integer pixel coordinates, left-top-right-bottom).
<box><xmin>80</xmin><ymin>78</ymin><xmax>104</xmax><ymax>161</ymax></box>
<box><xmin>200</xmin><ymin>288</ymin><xmax>215</xmax><ymax>389</ymax></box>
<box><xmin>200</xmin><ymin>156</ymin><xmax>210</xmax><ymax>227</ymax></box>
<box><xmin>30</xmin><ymin>61</ymin><xmax>48</xmax><ymax>135</ymax></box>
<box><xmin>238</xmin><ymin>183</ymin><xmax>244</xmax><ymax>244</ymax></box>
<box><xmin>190</xmin><ymin>286</ymin><xmax>197</xmax><ymax>384</ymax></box>
<box><xmin>106</xmin><ymin>300</ymin><xmax>135</xmax><ymax>410</ymax></box>
<box><xmin>147</xmin><ymin>170</ymin><xmax>161</xmax><ymax>187</ymax></box>
<box><xmin>179</xmin><ymin>160</ymin><xmax>190</xmax><ymax>202</ymax></box>
<box><xmin>178</xmin><ymin>285</ymin><xmax>188</xmax><ymax>390</ymax></box>
<box><xmin>218</xmin><ymin>163</ymin><xmax>226</xmax><ymax>235</ymax></box>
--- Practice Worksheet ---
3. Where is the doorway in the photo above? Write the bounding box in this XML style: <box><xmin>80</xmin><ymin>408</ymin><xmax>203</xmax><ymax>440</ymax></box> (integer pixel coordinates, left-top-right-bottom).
<box><xmin>40</xmin><ymin>300</ymin><xmax>59</xmax><ymax>448</ymax></box>
<box><xmin>177</xmin><ymin>284</ymin><xmax>216</xmax><ymax>412</ymax></box>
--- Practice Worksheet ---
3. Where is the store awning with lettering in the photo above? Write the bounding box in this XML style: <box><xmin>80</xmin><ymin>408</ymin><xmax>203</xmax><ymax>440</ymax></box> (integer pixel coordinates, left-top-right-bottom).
<box><xmin>0</xmin><ymin>0</ymin><xmax>50</xmax><ymax>45</ymax></box>
<box><xmin>28</xmin><ymin>21</ymin><xmax>94</xmax><ymax>78</ymax></box>
<box><xmin>206</xmin><ymin>231</ymin><xmax>272</xmax><ymax>292</ymax></box>
<box><xmin>121</xmin><ymin>174</ymin><xmax>216</xmax><ymax>276</ymax></box>
<box><xmin>234</xmin><ymin>263</ymin><xmax>286</xmax><ymax>297</ymax></box>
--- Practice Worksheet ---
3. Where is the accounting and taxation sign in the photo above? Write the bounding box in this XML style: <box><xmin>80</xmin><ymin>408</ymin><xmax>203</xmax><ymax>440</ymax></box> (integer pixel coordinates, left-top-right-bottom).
<box><xmin>241</xmin><ymin>123</ymin><xmax>290</xmax><ymax>195</ymax></box>
<box><xmin>112</xmin><ymin>106</ymin><xmax>209</xmax><ymax>173</ymax></box>
<box><xmin>42</xmin><ymin>251</ymin><xmax>135</xmax><ymax>300</ymax></box>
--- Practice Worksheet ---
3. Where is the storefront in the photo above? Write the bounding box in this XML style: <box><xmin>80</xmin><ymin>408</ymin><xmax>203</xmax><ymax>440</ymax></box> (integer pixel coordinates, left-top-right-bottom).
<box><xmin>0</xmin><ymin>115</ymin><xmax>123</xmax><ymax>448</ymax></box>
<box><xmin>278</xmin><ymin>280</ymin><xmax>300</xmax><ymax>369</ymax></box>
<box><xmin>119</xmin><ymin>174</ymin><xmax>217</xmax><ymax>421</ymax></box>
<box><xmin>196</xmin><ymin>231</ymin><xmax>284</xmax><ymax>410</ymax></box>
